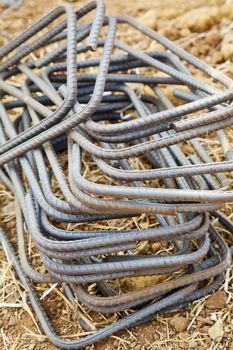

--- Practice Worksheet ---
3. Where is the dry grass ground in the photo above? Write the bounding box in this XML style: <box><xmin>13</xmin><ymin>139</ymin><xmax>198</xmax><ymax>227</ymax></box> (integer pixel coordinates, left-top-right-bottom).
<box><xmin>0</xmin><ymin>0</ymin><xmax>233</xmax><ymax>349</ymax></box>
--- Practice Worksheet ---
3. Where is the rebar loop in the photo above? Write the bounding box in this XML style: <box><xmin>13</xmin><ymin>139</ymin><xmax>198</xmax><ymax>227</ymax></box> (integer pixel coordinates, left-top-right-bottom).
<box><xmin>0</xmin><ymin>1</ymin><xmax>232</xmax><ymax>348</ymax></box>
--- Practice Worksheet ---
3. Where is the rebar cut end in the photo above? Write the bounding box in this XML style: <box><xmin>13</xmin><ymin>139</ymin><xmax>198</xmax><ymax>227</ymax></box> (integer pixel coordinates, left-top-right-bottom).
<box><xmin>86</xmin><ymin>42</ymin><xmax>97</xmax><ymax>52</ymax></box>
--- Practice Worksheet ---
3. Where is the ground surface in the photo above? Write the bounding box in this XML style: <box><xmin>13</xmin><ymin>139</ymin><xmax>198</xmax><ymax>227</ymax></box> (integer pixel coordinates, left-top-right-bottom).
<box><xmin>0</xmin><ymin>0</ymin><xmax>233</xmax><ymax>349</ymax></box>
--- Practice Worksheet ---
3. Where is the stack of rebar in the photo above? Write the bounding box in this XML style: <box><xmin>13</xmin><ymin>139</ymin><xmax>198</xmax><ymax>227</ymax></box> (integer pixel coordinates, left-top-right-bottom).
<box><xmin>0</xmin><ymin>1</ymin><xmax>233</xmax><ymax>348</ymax></box>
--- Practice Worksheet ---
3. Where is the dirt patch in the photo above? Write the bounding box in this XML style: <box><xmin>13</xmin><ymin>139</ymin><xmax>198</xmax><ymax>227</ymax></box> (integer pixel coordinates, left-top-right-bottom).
<box><xmin>0</xmin><ymin>0</ymin><xmax>233</xmax><ymax>349</ymax></box>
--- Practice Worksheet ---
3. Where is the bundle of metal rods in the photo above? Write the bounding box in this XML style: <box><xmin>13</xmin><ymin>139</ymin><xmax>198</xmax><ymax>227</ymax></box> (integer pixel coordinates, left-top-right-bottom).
<box><xmin>0</xmin><ymin>1</ymin><xmax>233</xmax><ymax>348</ymax></box>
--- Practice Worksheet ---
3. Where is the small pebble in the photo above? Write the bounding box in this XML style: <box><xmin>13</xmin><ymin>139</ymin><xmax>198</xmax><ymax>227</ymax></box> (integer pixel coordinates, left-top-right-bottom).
<box><xmin>208</xmin><ymin>318</ymin><xmax>224</xmax><ymax>341</ymax></box>
<box><xmin>151</xmin><ymin>242</ymin><xmax>161</xmax><ymax>253</ymax></box>
<box><xmin>153</xmin><ymin>333</ymin><xmax>160</xmax><ymax>340</ymax></box>
<box><xmin>205</xmin><ymin>291</ymin><xmax>227</xmax><ymax>309</ymax></box>
<box><xmin>178</xmin><ymin>331</ymin><xmax>187</xmax><ymax>340</ymax></box>
<box><xmin>170</xmin><ymin>316</ymin><xmax>188</xmax><ymax>332</ymax></box>
<box><xmin>28</xmin><ymin>345</ymin><xmax>35</xmax><ymax>350</ymax></box>
<box><xmin>130</xmin><ymin>341</ymin><xmax>137</xmax><ymax>348</ymax></box>
<box><xmin>210</xmin><ymin>313</ymin><xmax>218</xmax><ymax>322</ymax></box>
<box><xmin>201</xmin><ymin>325</ymin><xmax>210</xmax><ymax>333</ymax></box>
<box><xmin>189</xmin><ymin>340</ymin><xmax>197</xmax><ymax>348</ymax></box>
